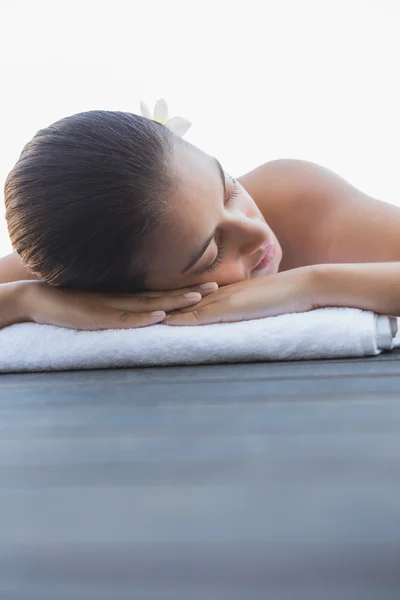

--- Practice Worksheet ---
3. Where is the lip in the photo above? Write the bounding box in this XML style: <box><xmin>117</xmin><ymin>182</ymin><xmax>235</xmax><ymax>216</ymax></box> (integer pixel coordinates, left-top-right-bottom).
<box><xmin>252</xmin><ymin>241</ymin><xmax>276</xmax><ymax>271</ymax></box>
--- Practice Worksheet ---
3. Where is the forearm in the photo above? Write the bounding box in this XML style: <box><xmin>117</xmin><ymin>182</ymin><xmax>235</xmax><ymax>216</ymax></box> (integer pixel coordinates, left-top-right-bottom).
<box><xmin>0</xmin><ymin>252</ymin><xmax>41</xmax><ymax>284</ymax></box>
<box><xmin>314</xmin><ymin>262</ymin><xmax>400</xmax><ymax>316</ymax></box>
<box><xmin>0</xmin><ymin>282</ymin><xmax>29</xmax><ymax>328</ymax></box>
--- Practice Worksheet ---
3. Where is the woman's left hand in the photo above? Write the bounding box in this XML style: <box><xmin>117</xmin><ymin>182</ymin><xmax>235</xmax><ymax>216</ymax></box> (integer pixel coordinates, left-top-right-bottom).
<box><xmin>163</xmin><ymin>265</ymin><xmax>320</xmax><ymax>326</ymax></box>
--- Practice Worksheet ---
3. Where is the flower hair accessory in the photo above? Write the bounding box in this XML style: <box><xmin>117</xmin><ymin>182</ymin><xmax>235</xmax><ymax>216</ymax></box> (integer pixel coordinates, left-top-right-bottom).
<box><xmin>140</xmin><ymin>98</ymin><xmax>191</xmax><ymax>137</ymax></box>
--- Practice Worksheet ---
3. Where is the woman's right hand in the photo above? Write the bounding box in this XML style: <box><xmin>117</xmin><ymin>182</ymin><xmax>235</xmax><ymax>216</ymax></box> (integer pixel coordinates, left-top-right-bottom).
<box><xmin>14</xmin><ymin>280</ymin><xmax>219</xmax><ymax>331</ymax></box>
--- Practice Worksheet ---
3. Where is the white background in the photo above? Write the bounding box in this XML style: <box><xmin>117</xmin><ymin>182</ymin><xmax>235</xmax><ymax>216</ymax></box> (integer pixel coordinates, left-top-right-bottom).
<box><xmin>0</xmin><ymin>0</ymin><xmax>399</xmax><ymax>256</ymax></box>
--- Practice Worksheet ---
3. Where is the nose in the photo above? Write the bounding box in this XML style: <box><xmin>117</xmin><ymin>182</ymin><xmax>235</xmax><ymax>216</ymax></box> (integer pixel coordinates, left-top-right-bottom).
<box><xmin>233</xmin><ymin>217</ymin><xmax>270</xmax><ymax>256</ymax></box>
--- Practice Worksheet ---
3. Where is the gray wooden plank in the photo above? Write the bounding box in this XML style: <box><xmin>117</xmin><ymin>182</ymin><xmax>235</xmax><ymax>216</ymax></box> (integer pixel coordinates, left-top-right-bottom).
<box><xmin>1</xmin><ymin>352</ymin><xmax>400</xmax><ymax>599</ymax></box>
<box><xmin>1</xmin><ymin>376</ymin><xmax>400</xmax><ymax>410</ymax></box>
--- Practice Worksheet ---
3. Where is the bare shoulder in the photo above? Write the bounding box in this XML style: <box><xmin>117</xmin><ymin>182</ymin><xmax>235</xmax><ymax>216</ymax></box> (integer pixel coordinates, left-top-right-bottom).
<box><xmin>237</xmin><ymin>158</ymin><xmax>400</xmax><ymax>267</ymax></box>
<box><xmin>0</xmin><ymin>252</ymin><xmax>41</xmax><ymax>284</ymax></box>
<box><xmin>237</xmin><ymin>158</ymin><xmax>368</xmax><ymax>208</ymax></box>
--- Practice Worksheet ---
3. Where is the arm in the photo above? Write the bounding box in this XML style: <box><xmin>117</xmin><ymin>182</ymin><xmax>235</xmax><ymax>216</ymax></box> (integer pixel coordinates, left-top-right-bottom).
<box><xmin>0</xmin><ymin>252</ymin><xmax>41</xmax><ymax>284</ymax></box>
<box><xmin>0</xmin><ymin>279</ymin><xmax>218</xmax><ymax>331</ymax></box>
<box><xmin>163</xmin><ymin>262</ymin><xmax>400</xmax><ymax>326</ymax></box>
<box><xmin>0</xmin><ymin>282</ymin><xmax>27</xmax><ymax>328</ymax></box>
<box><xmin>314</xmin><ymin>262</ymin><xmax>400</xmax><ymax>317</ymax></box>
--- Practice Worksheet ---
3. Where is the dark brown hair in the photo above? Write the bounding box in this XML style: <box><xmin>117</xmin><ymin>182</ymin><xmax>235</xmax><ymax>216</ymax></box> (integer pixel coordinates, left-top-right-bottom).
<box><xmin>4</xmin><ymin>110</ymin><xmax>178</xmax><ymax>293</ymax></box>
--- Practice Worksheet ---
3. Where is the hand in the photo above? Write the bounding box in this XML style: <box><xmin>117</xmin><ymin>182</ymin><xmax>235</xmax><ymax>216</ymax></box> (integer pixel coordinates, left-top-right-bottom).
<box><xmin>16</xmin><ymin>280</ymin><xmax>219</xmax><ymax>330</ymax></box>
<box><xmin>163</xmin><ymin>266</ymin><xmax>319</xmax><ymax>326</ymax></box>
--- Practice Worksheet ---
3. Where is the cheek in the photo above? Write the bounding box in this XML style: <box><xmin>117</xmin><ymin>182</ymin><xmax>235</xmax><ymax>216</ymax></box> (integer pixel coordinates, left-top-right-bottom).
<box><xmin>232</xmin><ymin>191</ymin><xmax>260</xmax><ymax>224</ymax></box>
<box><xmin>213</xmin><ymin>260</ymin><xmax>247</xmax><ymax>286</ymax></box>
<box><xmin>245</xmin><ymin>195</ymin><xmax>263</xmax><ymax>218</ymax></box>
<box><xmin>237</xmin><ymin>185</ymin><xmax>262</xmax><ymax>214</ymax></box>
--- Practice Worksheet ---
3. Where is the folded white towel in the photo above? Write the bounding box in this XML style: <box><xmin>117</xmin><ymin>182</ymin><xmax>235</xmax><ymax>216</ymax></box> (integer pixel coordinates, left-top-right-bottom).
<box><xmin>393</xmin><ymin>322</ymin><xmax>400</xmax><ymax>348</ymax></box>
<box><xmin>0</xmin><ymin>307</ymin><xmax>397</xmax><ymax>373</ymax></box>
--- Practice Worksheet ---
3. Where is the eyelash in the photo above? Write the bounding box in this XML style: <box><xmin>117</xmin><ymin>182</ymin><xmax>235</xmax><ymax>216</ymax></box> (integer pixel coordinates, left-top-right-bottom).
<box><xmin>205</xmin><ymin>177</ymin><xmax>241</xmax><ymax>273</ymax></box>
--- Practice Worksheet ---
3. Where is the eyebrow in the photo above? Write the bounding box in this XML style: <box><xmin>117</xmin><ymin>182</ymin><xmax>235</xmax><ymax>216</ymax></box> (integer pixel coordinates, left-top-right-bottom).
<box><xmin>180</xmin><ymin>157</ymin><xmax>226</xmax><ymax>274</ymax></box>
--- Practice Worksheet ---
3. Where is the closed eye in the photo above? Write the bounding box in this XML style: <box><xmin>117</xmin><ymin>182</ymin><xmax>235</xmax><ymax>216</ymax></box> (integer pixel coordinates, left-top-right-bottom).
<box><xmin>205</xmin><ymin>177</ymin><xmax>241</xmax><ymax>273</ymax></box>
<box><xmin>226</xmin><ymin>176</ymin><xmax>241</xmax><ymax>203</ymax></box>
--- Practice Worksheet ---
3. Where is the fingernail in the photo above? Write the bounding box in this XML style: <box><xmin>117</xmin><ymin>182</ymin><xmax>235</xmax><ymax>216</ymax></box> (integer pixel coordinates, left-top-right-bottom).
<box><xmin>200</xmin><ymin>282</ymin><xmax>217</xmax><ymax>290</ymax></box>
<box><xmin>151</xmin><ymin>311</ymin><xmax>166</xmax><ymax>317</ymax></box>
<box><xmin>184</xmin><ymin>292</ymin><xmax>201</xmax><ymax>298</ymax></box>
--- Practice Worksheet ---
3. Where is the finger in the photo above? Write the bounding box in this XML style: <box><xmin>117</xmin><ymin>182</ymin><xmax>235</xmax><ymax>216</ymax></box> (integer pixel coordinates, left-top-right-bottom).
<box><xmin>110</xmin><ymin>308</ymin><xmax>168</xmax><ymax>329</ymax></box>
<box><xmin>70</xmin><ymin>308</ymin><xmax>168</xmax><ymax>330</ymax></box>
<box><xmin>163</xmin><ymin>294</ymin><xmax>220</xmax><ymax>315</ymax></box>
<box><xmin>162</xmin><ymin>307</ymin><xmax>233</xmax><ymax>326</ymax></box>
<box><xmin>130</xmin><ymin>282</ymin><xmax>219</xmax><ymax>299</ymax></box>
<box><xmin>106</xmin><ymin>291</ymin><xmax>203</xmax><ymax>312</ymax></box>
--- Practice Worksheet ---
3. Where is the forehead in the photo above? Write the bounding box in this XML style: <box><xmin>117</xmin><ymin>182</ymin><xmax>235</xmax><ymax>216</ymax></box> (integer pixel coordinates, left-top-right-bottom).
<box><xmin>144</xmin><ymin>142</ymin><xmax>221</xmax><ymax>285</ymax></box>
<box><xmin>171</xmin><ymin>141</ymin><xmax>218</xmax><ymax>201</ymax></box>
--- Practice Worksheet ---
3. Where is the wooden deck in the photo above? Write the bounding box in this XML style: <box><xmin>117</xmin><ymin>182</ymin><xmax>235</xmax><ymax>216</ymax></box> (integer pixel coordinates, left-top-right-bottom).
<box><xmin>1</xmin><ymin>350</ymin><xmax>400</xmax><ymax>599</ymax></box>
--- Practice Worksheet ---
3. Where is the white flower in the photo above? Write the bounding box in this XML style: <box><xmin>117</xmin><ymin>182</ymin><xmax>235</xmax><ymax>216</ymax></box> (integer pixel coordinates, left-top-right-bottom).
<box><xmin>139</xmin><ymin>98</ymin><xmax>191</xmax><ymax>137</ymax></box>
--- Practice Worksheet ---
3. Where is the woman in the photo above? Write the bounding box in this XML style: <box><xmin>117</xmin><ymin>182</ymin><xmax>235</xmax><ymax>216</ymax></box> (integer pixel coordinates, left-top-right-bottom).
<box><xmin>1</xmin><ymin>110</ymin><xmax>400</xmax><ymax>330</ymax></box>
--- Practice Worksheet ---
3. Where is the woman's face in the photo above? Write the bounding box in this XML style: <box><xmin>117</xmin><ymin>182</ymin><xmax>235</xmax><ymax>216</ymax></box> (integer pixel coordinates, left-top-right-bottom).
<box><xmin>144</xmin><ymin>141</ymin><xmax>282</xmax><ymax>291</ymax></box>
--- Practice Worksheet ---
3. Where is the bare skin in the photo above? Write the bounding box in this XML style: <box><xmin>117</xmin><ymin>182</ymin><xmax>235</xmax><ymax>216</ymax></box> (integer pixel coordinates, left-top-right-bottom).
<box><xmin>143</xmin><ymin>142</ymin><xmax>400</xmax><ymax>292</ymax></box>
<box><xmin>2</xmin><ymin>155</ymin><xmax>400</xmax><ymax>283</ymax></box>
<box><xmin>2</xmin><ymin>151</ymin><xmax>400</xmax><ymax>329</ymax></box>
<box><xmin>238</xmin><ymin>158</ymin><xmax>400</xmax><ymax>270</ymax></box>
<box><xmin>0</xmin><ymin>145</ymin><xmax>400</xmax><ymax>290</ymax></box>
<box><xmin>160</xmin><ymin>158</ymin><xmax>400</xmax><ymax>325</ymax></box>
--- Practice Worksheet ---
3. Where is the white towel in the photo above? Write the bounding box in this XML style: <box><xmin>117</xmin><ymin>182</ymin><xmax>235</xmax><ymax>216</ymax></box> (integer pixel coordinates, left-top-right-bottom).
<box><xmin>0</xmin><ymin>307</ymin><xmax>398</xmax><ymax>373</ymax></box>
